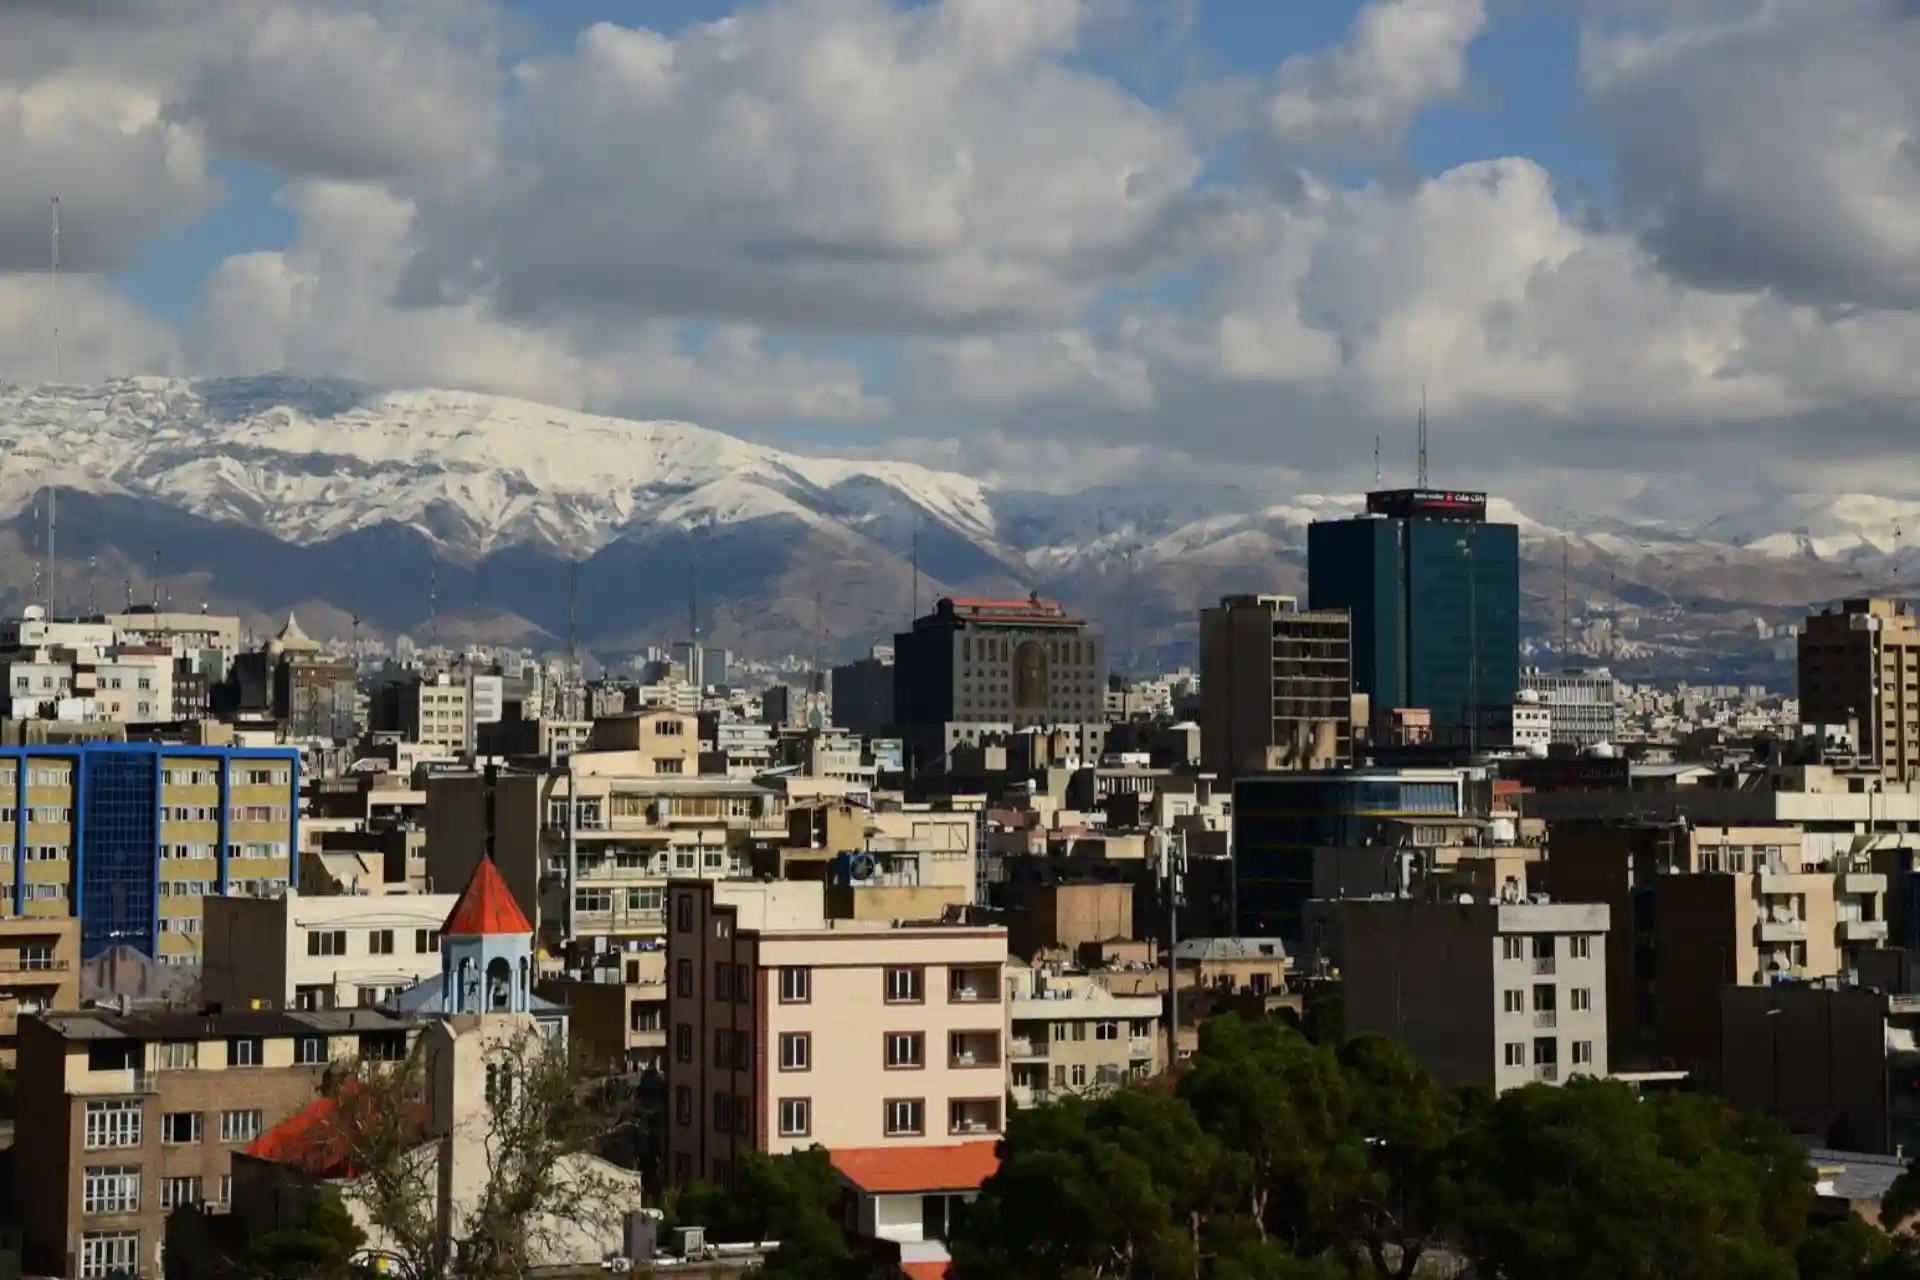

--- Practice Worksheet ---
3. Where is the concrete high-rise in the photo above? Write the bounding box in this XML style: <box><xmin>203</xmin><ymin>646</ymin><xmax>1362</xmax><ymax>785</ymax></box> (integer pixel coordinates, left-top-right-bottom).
<box><xmin>1199</xmin><ymin>594</ymin><xmax>1352</xmax><ymax>777</ymax></box>
<box><xmin>1799</xmin><ymin>598</ymin><xmax>1920</xmax><ymax>781</ymax></box>
<box><xmin>1308</xmin><ymin>489</ymin><xmax>1519</xmax><ymax>732</ymax></box>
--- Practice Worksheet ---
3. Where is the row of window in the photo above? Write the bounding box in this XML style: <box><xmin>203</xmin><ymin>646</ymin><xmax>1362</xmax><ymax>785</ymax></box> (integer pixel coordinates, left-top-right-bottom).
<box><xmin>1501</xmin><ymin>987</ymin><xmax>1595</xmax><ymax>1014</ymax></box>
<box><xmin>81</xmin><ymin>1168</ymin><xmax>238</xmax><ymax>1219</ymax></box>
<box><xmin>672</xmin><ymin>1088</ymin><xmax>994</xmax><ymax>1140</ymax></box>
<box><xmin>162</xmin><ymin>804</ymin><xmax>292</xmax><ymax>823</ymax></box>
<box><xmin>84</xmin><ymin>1100</ymin><xmax>263</xmax><ymax>1150</ymax></box>
<box><xmin>1502</xmin><ymin>1040</ymin><xmax>1596</xmax><ymax>1068</ymax></box>
<box><xmin>573</xmin><ymin>887</ymin><xmax>666</xmax><ymax>915</ymax></box>
<box><xmin>1498</xmin><ymin>934</ymin><xmax>1595</xmax><ymax>961</ymax></box>
<box><xmin>677</xmin><ymin>1028</ymin><xmax>1000</xmax><ymax>1073</ymax></box>
<box><xmin>307</xmin><ymin>928</ymin><xmax>440</xmax><ymax>957</ymax></box>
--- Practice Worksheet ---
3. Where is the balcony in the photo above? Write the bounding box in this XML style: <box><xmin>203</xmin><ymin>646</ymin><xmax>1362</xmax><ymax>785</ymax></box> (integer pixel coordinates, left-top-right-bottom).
<box><xmin>1009</xmin><ymin>1037</ymin><xmax>1047</xmax><ymax>1061</ymax></box>
<box><xmin>948</xmin><ymin>966</ymin><xmax>1001</xmax><ymax>1004</ymax></box>
<box><xmin>1842</xmin><ymin>919</ymin><xmax>1890</xmax><ymax>943</ymax></box>
<box><xmin>1129</xmin><ymin>1035</ymin><xmax>1155</xmax><ymax>1058</ymax></box>
<box><xmin>948</xmin><ymin>1098</ymin><xmax>1002</xmax><ymax>1136</ymax></box>
<box><xmin>1758</xmin><ymin>872</ymin><xmax>1801</xmax><ymax>895</ymax></box>
<box><xmin>1534</xmin><ymin>1011</ymin><xmax>1558</xmax><ymax>1029</ymax></box>
<box><xmin>1758</xmin><ymin>919</ymin><xmax>1806</xmax><ymax>943</ymax></box>
<box><xmin>73</xmin><ymin>1068</ymin><xmax>159</xmax><ymax>1096</ymax></box>
<box><xmin>1844</xmin><ymin>872</ymin><xmax>1889</xmax><ymax>895</ymax></box>
<box><xmin>950</xmin><ymin>1031</ymin><xmax>1002</xmax><ymax>1069</ymax></box>
<box><xmin>0</xmin><ymin>957</ymin><xmax>68</xmax><ymax>977</ymax></box>
<box><xmin>1531</xmin><ymin>958</ymin><xmax>1556</xmax><ymax>976</ymax></box>
<box><xmin>1533</xmin><ymin>1063</ymin><xmax>1559</xmax><ymax>1084</ymax></box>
<box><xmin>1010</xmin><ymin>1083</ymin><xmax>1051</xmax><ymax>1109</ymax></box>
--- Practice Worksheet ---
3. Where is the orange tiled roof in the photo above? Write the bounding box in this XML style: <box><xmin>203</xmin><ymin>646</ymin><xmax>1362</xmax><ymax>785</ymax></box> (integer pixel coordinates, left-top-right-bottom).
<box><xmin>900</xmin><ymin>1264</ymin><xmax>949</xmax><ymax>1280</ymax></box>
<box><xmin>443</xmin><ymin>857</ymin><xmax>533</xmax><ymax>937</ymax></box>
<box><xmin>247</xmin><ymin>1086</ymin><xmax>363</xmax><ymax>1177</ymax></box>
<box><xmin>830</xmin><ymin>1141</ymin><xmax>1000</xmax><ymax>1194</ymax></box>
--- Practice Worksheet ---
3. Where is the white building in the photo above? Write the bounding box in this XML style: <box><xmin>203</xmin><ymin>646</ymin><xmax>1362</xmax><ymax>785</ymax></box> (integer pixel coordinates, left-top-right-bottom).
<box><xmin>201</xmin><ymin>891</ymin><xmax>461</xmax><ymax>1012</ymax></box>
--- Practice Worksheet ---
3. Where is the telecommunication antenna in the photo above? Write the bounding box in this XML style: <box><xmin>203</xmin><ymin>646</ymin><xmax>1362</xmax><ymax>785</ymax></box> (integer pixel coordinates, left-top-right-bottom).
<box><xmin>1561</xmin><ymin>537</ymin><xmax>1571</xmax><ymax>655</ymax></box>
<box><xmin>565</xmin><ymin>562</ymin><xmax>579</xmax><ymax>666</ymax></box>
<box><xmin>910</xmin><ymin>515</ymin><xmax>921</xmax><ymax>620</ymax></box>
<box><xmin>1895</xmin><ymin>521</ymin><xmax>1905</xmax><ymax>599</ymax></box>
<box><xmin>1373</xmin><ymin>433</ymin><xmax>1381</xmax><ymax>488</ymax></box>
<box><xmin>87</xmin><ymin>555</ymin><xmax>97</xmax><ymax>617</ymax></box>
<box><xmin>151</xmin><ymin>550</ymin><xmax>161</xmax><ymax>609</ymax></box>
<box><xmin>429</xmin><ymin>553</ymin><xmax>439</xmax><ymax>648</ymax></box>
<box><xmin>1416</xmin><ymin>384</ymin><xmax>1429</xmax><ymax>488</ymax></box>
<box><xmin>47</xmin><ymin>196</ymin><xmax>60</xmax><ymax>617</ymax></box>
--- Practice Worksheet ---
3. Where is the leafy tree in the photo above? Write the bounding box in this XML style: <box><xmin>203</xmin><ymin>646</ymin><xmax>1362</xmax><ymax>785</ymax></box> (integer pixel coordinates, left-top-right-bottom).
<box><xmin>1446</xmin><ymin>1080</ymin><xmax>1809</xmax><ymax>1280</ymax></box>
<box><xmin>240</xmin><ymin>1189</ymin><xmax>367</xmax><ymax>1280</ymax></box>
<box><xmin>673</xmin><ymin>1148</ymin><xmax>868</xmax><ymax>1278</ymax></box>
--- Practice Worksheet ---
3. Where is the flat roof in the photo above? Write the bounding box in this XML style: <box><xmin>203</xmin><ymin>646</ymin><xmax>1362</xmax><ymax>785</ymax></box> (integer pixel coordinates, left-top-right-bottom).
<box><xmin>38</xmin><ymin>1007</ymin><xmax>418</xmax><ymax>1041</ymax></box>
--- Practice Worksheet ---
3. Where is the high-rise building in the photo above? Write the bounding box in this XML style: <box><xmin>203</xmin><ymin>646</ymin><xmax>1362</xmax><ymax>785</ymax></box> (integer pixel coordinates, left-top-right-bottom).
<box><xmin>831</xmin><ymin>647</ymin><xmax>896</xmax><ymax>737</ymax></box>
<box><xmin>1308</xmin><ymin>489</ymin><xmax>1519</xmax><ymax>731</ymax></box>
<box><xmin>1799</xmin><ymin>598</ymin><xmax>1920</xmax><ymax>781</ymax></box>
<box><xmin>1199</xmin><ymin>594</ymin><xmax>1353</xmax><ymax>777</ymax></box>
<box><xmin>0</xmin><ymin>743</ymin><xmax>300</xmax><ymax>963</ymax></box>
<box><xmin>893</xmin><ymin>596</ymin><xmax>1106</xmax><ymax>769</ymax></box>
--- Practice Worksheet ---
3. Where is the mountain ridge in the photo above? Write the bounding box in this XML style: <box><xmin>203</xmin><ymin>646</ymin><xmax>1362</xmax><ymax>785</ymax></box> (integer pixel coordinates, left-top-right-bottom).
<box><xmin>0</xmin><ymin>376</ymin><xmax>1903</xmax><ymax>667</ymax></box>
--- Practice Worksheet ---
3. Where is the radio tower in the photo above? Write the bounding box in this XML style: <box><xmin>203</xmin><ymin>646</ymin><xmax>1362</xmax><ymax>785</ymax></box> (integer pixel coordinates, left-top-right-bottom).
<box><xmin>1416</xmin><ymin>385</ymin><xmax>1429</xmax><ymax>488</ymax></box>
<box><xmin>47</xmin><ymin>196</ymin><xmax>60</xmax><ymax>617</ymax></box>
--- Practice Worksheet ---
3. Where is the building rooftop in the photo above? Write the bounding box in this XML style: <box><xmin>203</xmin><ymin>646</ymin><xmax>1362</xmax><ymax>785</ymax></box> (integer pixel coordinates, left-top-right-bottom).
<box><xmin>1173</xmin><ymin>937</ymin><xmax>1290</xmax><ymax>963</ymax></box>
<box><xmin>830</xmin><ymin>1141</ymin><xmax>1000</xmax><ymax>1195</ymax></box>
<box><xmin>36</xmin><ymin>1006</ymin><xmax>417</xmax><ymax>1041</ymax></box>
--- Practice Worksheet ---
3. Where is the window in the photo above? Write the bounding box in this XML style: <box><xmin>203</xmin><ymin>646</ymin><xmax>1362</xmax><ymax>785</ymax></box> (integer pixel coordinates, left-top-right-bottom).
<box><xmin>227</xmin><ymin>1037</ymin><xmax>263</xmax><ymax>1067</ymax></box>
<box><xmin>1501</xmin><ymin>936</ymin><xmax>1524</xmax><ymax>960</ymax></box>
<box><xmin>220</xmin><ymin>1109</ymin><xmax>263</xmax><ymax>1143</ymax></box>
<box><xmin>886</xmin><ymin>967</ymin><xmax>923</xmax><ymax>1003</ymax></box>
<box><xmin>627</xmin><ymin>886</ymin><xmax>663</xmax><ymax>914</ymax></box>
<box><xmin>1129</xmin><ymin>1019</ymin><xmax>1151</xmax><ymax>1038</ymax></box>
<box><xmin>780</xmin><ymin>966</ymin><xmax>811</xmax><ymax>1003</ymax></box>
<box><xmin>676</xmin><ymin>1024</ymin><xmax>693</xmax><ymax>1064</ymax></box>
<box><xmin>1071</xmin><ymin>1063</ymin><xmax>1088</xmax><ymax>1087</ymax></box>
<box><xmin>162</xmin><ymin>1175</ymin><xmax>203</xmax><ymax>1210</ymax></box>
<box><xmin>886</xmin><ymin>1032</ymin><xmax>924</xmax><ymax>1069</ymax></box>
<box><xmin>885</xmin><ymin>1098</ymin><xmax>924</xmax><ymax>1136</ymax></box>
<box><xmin>295</xmin><ymin>1035</ymin><xmax>328</xmax><ymax>1065</ymax></box>
<box><xmin>1571</xmin><ymin>988</ymin><xmax>1592</xmax><ymax>1012</ymax></box>
<box><xmin>676</xmin><ymin>1086</ymin><xmax>692</xmax><ymax>1126</ymax></box>
<box><xmin>369</xmin><ymin>929</ymin><xmax>395</xmax><ymax>955</ymax></box>
<box><xmin>1531</xmin><ymin>935</ymin><xmax>1555</xmax><ymax>960</ymax></box>
<box><xmin>1052</xmin><ymin>1021</ymin><xmax>1069</xmax><ymax>1042</ymax></box>
<box><xmin>80</xmin><ymin>1232</ymin><xmax>140</xmax><ymax>1279</ymax></box>
<box><xmin>82</xmin><ymin>1166</ymin><xmax>141</xmax><ymax>1215</ymax></box>
<box><xmin>161</xmin><ymin>1040</ymin><xmax>198</xmax><ymax>1070</ymax></box>
<box><xmin>1504</xmin><ymin>1043</ymin><xmax>1526</xmax><ymax>1067</ymax></box>
<box><xmin>20</xmin><ymin>944</ymin><xmax>54</xmax><ymax>971</ymax></box>
<box><xmin>162</xmin><ymin>1111</ymin><xmax>202</xmax><ymax>1145</ymax></box>
<box><xmin>416</xmin><ymin>928</ymin><xmax>440</xmax><ymax>954</ymax></box>
<box><xmin>780</xmin><ymin>1032</ymin><xmax>811</xmax><ymax>1071</ymax></box>
<box><xmin>779</xmin><ymin>1098</ymin><xmax>810</xmax><ymax>1137</ymax></box>
<box><xmin>85</xmin><ymin>1100</ymin><xmax>141</xmax><ymax>1150</ymax></box>
<box><xmin>715</xmin><ymin>963</ymin><xmax>734</xmax><ymax>1002</ymax></box>
<box><xmin>575</xmin><ymin>887</ymin><xmax>613</xmax><ymax>914</ymax></box>
<box><xmin>1570</xmin><ymin>935</ymin><xmax>1593</xmax><ymax>959</ymax></box>
<box><xmin>676</xmin><ymin>959</ymin><xmax>693</xmax><ymax>997</ymax></box>
<box><xmin>715</xmin><ymin>1029</ymin><xmax>734</xmax><ymax>1069</ymax></box>
<box><xmin>713</xmin><ymin>1092</ymin><xmax>732</xmax><ymax>1132</ymax></box>
<box><xmin>1095</xmin><ymin>1020</ymin><xmax>1119</xmax><ymax>1041</ymax></box>
<box><xmin>217</xmin><ymin>1175</ymin><xmax>232</xmax><ymax>1206</ymax></box>
<box><xmin>361</xmin><ymin>1032</ymin><xmax>407</xmax><ymax>1063</ymax></box>
<box><xmin>1573</xmin><ymin>1040</ymin><xmax>1594</xmax><ymax>1065</ymax></box>
<box><xmin>1503</xmin><ymin>990</ymin><xmax>1524</xmax><ymax>1014</ymax></box>
<box><xmin>676</xmin><ymin>893</ymin><xmax>694</xmax><ymax>932</ymax></box>
<box><xmin>307</xmin><ymin>930</ymin><xmax>346</xmax><ymax>957</ymax></box>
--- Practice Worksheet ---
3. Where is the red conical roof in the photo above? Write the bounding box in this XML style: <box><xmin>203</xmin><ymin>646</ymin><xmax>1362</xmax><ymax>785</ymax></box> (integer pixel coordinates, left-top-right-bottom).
<box><xmin>442</xmin><ymin>857</ymin><xmax>533</xmax><ymax>937</ymax></box>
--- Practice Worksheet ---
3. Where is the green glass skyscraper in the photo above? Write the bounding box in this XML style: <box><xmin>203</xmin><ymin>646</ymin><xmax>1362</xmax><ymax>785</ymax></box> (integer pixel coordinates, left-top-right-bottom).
<box><xmin>1307</xmin><ymin>489</ymin><xmax>1519</xmax><ymax>731</ymax></box>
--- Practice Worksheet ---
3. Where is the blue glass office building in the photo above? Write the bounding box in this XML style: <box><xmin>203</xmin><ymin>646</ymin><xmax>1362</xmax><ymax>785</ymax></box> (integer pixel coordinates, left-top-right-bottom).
<box><xmin>1308</xmin><ymin>489</ymin><xmax>1520</xmax><ymax>730</ymax></box>
<box><xmin>0</xmin><ymin>743</ymin><xmax>301</xmax><ymax>960</ymax></box>
<box><xmin>1233</xmin><ymin>769</ymin><xmax>1465</xmax><ymax>942</ymax></box>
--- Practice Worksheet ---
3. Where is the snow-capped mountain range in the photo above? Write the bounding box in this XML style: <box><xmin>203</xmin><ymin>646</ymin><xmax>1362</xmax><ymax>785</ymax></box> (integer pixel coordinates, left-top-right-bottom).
<box><xmin>0</xmin><ymin>375</ymin><xmax>1905</xmax><ymax>657</ymax></box>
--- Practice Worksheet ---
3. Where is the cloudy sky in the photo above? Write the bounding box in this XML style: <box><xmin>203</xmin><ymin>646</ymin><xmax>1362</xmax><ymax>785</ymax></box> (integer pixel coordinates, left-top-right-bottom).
<box><xmin>2</xmin><ymin>0</ymin><xmax>1918</xmax><ymax>511</ymax></box>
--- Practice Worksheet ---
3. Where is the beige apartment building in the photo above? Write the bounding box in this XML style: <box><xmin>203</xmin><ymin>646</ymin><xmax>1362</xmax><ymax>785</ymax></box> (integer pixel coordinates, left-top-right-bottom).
<box><xmin>1199</xmin><ymin>593</ymin><xmax>1353</xmax><ymax>776</ymax></box>
<box><xmin>425</xmin><ymin>738</ymin><xmax>787</xmax><ymax>957</ymax></box>
<box><xmin>1799</xmin><ymin>598</ymin><xmax>1920</xmax><ymax>782</ymax></box>
<box><xmin>0</xmin><ymin>915</ymin><xmax>80</xmax><ymax>1064</ymax></box>
<box><xmin>538</xmin><ymin>946</ymin><xmax>668</xmax><ymax>1073</ymax></box>
<box><xmin>1341</xmin><ymin>899</ymin><xmax>1611</xmax><ymax>1092</ymax></box>
<box><xmin>666</xmin><ymin>878</ymin><xmax>1007</xmax><ymax>1188</ymax></box>
<box><xmin>1006</xmin><ymin>958</ymin><xmax>1163</xmax><ymax>1108</ymax></box>
<box><xmin>13</xmin><ymin>1005</ymin><xmax>421</xmax><ymax>1279</ymax></box>
<box><xmin>1550</xmin><ymin>821</ymin><xmax>1888</xmax><ymax>1075</ymax></box>
<box><xmin>201</xmin><ymin>891</ymin><xmax>460</xmax><ymax>1012</ymax></box>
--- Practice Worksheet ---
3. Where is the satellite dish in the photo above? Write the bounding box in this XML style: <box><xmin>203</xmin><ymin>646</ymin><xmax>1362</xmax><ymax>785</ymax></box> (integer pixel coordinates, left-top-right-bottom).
<box><xmin>849</xmin><ymin>852</ymin><xmax>878</xmax><ymax>881</ymax></box>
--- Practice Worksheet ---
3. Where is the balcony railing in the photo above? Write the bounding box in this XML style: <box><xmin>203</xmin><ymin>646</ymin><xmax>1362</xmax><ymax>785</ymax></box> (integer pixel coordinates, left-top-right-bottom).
<box><xmin>948</xmin><ymin>976</ymin><xmax>1001</xmax><ymax>1004</ymax></box>
<box><xmin>1842</xmin><ymin>919</ymin><xmax>1890</xmax><ymax>943</ymax></box>
<box><xmin>0</xmin><ymin>957</ymin><xmax>68</xmax><ymax>975</ymax></box>
<box><xmin>1128</xmin><ymin>1036</ymin><xmax>1155</xmax><ymax>1058</ymax></box>
<box><xmin>1758</xmin><ymin>920</ymin><xmax>1806</xmax><ymax>942</ymax></box>
<box><xmin>1533</xmin><ymin>1064</ymin><xmax>1559</xmax><ymax>1083</ymax></box>
<box><xmin>1531</xmin><ymin>957</ymin><xmax>1556</xmax><ymax>975</ymax></box>
<box><xmin>1534</xmin><ymin>1011</ymin><xmax>1557</xmax><ymax>1029</ymax></box>
<box><xmin>1009</xmin><ymin>1038</ymin><xmax>1046</xmax><ymax>1060</ymax></box>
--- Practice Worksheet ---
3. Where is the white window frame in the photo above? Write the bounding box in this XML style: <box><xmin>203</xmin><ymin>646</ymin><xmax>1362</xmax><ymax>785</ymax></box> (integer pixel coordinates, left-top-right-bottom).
<box><xmin>80</xmin><ymin>1232</ymin><xmax>141</xmax><ymax>1279</ymax></box>
<box><xmin>778</xmin><ymin>1098</ymin><xmax>810</xmax><ymax>1137</ymax></box>
<box><xmin>220</xmin><ymin>1109</ymin><xmax>263</xmax><ymax>1143</ymax></box>
<box><xmin>84</xmin><ymin>1100</ymin><xmax>142</xmax><ymax>1150</ymax></box>
<box><xmin>81</xmin><ymin>1166</ymin><xmax>141</xmax><ymax>1215</ymax></box>
<box><xmin>884</xmin><ymin>1099</ymin><xmax>923</xmax><ymax>1136</ymax></box>
<box><xmin>779</xmin><ymin>1033</ymin><xmax>810</xmax><ymax>1071</ymax></box>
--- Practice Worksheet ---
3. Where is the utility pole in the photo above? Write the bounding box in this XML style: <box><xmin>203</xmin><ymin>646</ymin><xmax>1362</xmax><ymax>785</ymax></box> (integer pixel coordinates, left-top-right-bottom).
<box><xmin>1166</xmin><ymin>830</ymin><xmax>1184</xmax><ymax>1071</ymax></box>
<box><xmin>47</xmin><ymin>196</ymin><xmax>60</xmax><ymax>617</ymax></box>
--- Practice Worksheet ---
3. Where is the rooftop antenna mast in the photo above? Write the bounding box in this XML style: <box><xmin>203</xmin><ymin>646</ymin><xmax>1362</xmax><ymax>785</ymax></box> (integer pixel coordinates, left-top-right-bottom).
<box><xmin>1561</xmin><ymin>537</ymin><xmax>1572</xmax><ymax>655</ymax></box>
<box><xmin>429</xmin><ymin>553</ymin><xmax>438</xmax><ymax>650</ymax></box>
<box><xmin>151</xmin><ymin>550</ymin><xmax>160</xmax><ymax>609</ymax></box>
<box><xmin>1373</xmin><ymin>433</ymin><xmax>1381</xmax><ymax>487</ymax></box>
<box><xmin>1416</xmin><ymin>384</ymin><xmax>1429</xmax><ymax>488</ymax></box>
<box><xmin>47</xmin><ymin>196</ymin><xmax>60</xmax><ymax>618</ymax></box>
<box><xmin>911</xmin><ymin>514</ymin><xmax>921</xmax><ymax>620</ymax></box>
<box><xmin>567</xmin><ymin>559</ymin><xmax>579</xmax><ymax>677</ymax></box>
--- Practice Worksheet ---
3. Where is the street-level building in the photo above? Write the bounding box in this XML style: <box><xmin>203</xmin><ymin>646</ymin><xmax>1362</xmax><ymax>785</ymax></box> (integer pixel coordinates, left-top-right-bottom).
<box><xmin>13</xmin><ymin>1004</ymin><xmax>421</xmax><ymax>1279</ymax></box>
<box><xmin>1005</xmin><ymin>958</ymin><xmax>1163</xmax><ymax>1108</ymax></box>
